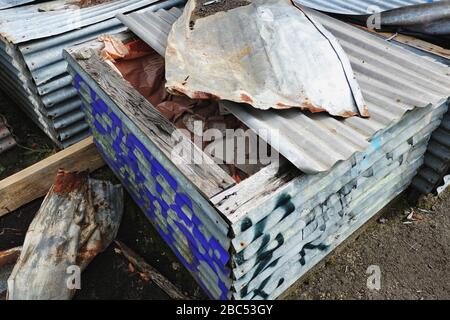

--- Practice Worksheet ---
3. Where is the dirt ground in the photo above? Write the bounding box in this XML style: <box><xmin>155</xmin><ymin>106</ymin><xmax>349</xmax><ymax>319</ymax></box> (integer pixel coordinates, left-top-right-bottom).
<box><xmin>0</xmin><ymin>93</ymin><xmax>449</xmax><ymax>300</ymax></box>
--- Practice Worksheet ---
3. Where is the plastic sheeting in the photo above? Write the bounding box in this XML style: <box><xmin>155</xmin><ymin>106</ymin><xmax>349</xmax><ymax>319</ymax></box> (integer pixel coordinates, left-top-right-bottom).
<box><xmin>165</xmin><ymin>0</ymin><xmax>368</xmax><ymax>117</ymax></box>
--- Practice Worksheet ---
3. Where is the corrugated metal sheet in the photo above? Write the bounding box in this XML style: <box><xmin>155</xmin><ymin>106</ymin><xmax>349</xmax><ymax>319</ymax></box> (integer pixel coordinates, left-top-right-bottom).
<box><xmin>0</xmin><ymin>0</ymin><xmax>185</xmax><ymax>147</ymax></box>
<box><xmin>295</xmin><ymin>0</ymin><xmax>442</xmax><ymax>15</ymax></box>
<box><xmin>297</xmin><ymin>1</ymin><xmax>450</xmax><ymax>37</ymax></box>
<box><xmin>398</xmin><ymin>43</ymin><xmax>450</xmax><ymax>196</ymax></box>
<box><xmin>369</xmin><ymin>30</ymin><xmax>450</xmax><ymax>196</ymax></box>
<box><xmin>0</xmin><ymin>97</ymin><xmax>16</xmax><ymax>154</ymax></box>
<box><xmin>119</xmin><ymin>4</ymin><xmax>450</xmax><ymax>173</ymax></box>
<box><xmin>412</xmin><ymin>112</ymin><xmax>450</xmax><ymax>194</ymax></box>
<box><xmin>0</xmin><ymin>0</ymin><xmax>36</xmax><ymax>10</ymax></box>
<box><xmin>0</xmin><ymin>0</ymin><xmax>182</xmax><ymax>43</ymax></box>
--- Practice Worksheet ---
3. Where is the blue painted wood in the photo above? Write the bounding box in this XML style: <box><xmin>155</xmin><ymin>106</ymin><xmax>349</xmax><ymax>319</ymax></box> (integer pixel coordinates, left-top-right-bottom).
<box><xmin>69</xmin><ymin>70</ymin><xmax>232</xmax><ymax>300</ymax></box>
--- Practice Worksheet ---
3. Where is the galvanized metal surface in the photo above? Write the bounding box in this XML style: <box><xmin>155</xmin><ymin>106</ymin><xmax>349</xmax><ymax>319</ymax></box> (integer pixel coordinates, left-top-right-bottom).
<box><xmin>228</xmin><ymin>101</ymin><xmax>447</xmax><ymax>299</ymax></box>
<box><xmin>297</xmin><ymin>0</ymin><xmax>450</xmax><ymax>37</ymax></box>
<box><xmin>0</xmin><ymin>0</ymin><xmax>35</xmax><ymax>10</ymax></box>
<box><xmin>0</xmin><ymin>0</ymin><xmax>184</xmax><ymax>146</ymax></box>
<box><xmin>371</xmin><ymin>32</ymin><xmax>450</xmax><ymax>196</ymax></box>
<box><xmin>295</xmin><ymin>0</ymin><xmax>442</xmax><ymax>15</ymax></box>
<box><xmin>119</xmin><ymin>4</ymin><xmax>450</xmax><ymax>173</ymax></box>
<box><xmin>163</xmin><ymin>0</ymin><xmax>367</xmax><ymax>117</ymax></box>
<box><xmin>412</xmin><ymin>112</ymin><xmax>450</xmax><ymax>194</ymax></box>
<box><xmin>0</xmin><ymin>0</ymin><xmax>170</xmax><ymax>43</ymax></box>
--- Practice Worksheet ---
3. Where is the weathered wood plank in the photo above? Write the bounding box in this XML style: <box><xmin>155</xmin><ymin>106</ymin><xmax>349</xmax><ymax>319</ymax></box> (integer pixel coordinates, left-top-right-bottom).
<box><xmin>0</xmin><ymin>137</ymin><xmax>104</xmax><ymax>217</ymax></box>
<box><xmin>74</xmin><ymin>49</ymin><xmax>234</xmax><ymax>199</ymax></box>
<box><xmin>363</xmin><ymin>28</ymin><xmax>450</xmax><ymax>61</ymax></box>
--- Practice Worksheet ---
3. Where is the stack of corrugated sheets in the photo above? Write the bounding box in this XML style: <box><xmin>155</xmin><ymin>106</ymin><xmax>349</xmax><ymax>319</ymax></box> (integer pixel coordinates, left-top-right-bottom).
<box><xmin>0</xmin><ymin>0</ymin><xmax>183</xmax><ymax>147</ymax></box>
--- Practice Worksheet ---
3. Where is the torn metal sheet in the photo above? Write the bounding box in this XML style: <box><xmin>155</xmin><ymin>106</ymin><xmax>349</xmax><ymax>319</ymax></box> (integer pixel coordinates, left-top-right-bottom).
<box><xmin>164</xmin><ymin>0</ymin><xmax>367</xmax><ymax>117</ymax></box>
<box><xmin>7</xmin><ymin>170</ymin><xmax>123</xmax><ymax>300</ymax></box>
<box><xmin>0</xmin><ymin>0</ymin><xmax>167</xmax><ymax>44</ymax></box>
<box><xmin>295</xmin><ymin>0</ymin><xmax>443</xmax><ymax>15</ymax></box>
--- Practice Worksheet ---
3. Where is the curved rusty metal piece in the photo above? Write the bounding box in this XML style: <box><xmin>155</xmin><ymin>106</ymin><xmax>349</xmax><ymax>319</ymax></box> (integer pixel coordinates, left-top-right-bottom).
<box><xmin>165</xmin><ymin>0</ymin><xmax>368</xmax><ymax>117</ymax></box>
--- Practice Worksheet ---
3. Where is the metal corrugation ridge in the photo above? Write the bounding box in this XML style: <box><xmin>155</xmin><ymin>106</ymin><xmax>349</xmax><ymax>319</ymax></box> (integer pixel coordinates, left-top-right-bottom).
<box><xmin>19</xmin><ymin>19</ymin><xmax>127</xmax><ymax>86</ymax></box>
<box><xmin>0</xmin><ymin>0</ymin><xmax>183</xmax><ymax>147</ymax></box>
<box><xmin>119</xmin><ymin>5</ymin><xmax>450</xmax><ymax>174</ymax></box>
<box><xmin>412</xmin><ymin>112</ymin><xmax>450</xmax><ymax>194</ymax></box>
<box><xmin>352</xmin><ymin>27</ymin><xmax>450</xmax><ymax>196</ymax></box>
<box><xmin>0</xmin><ymin>44</ymin><xmax>57</xmax><ymax>139</ymax></box>
<box><xmin>0</xmin><ymin>0</ymin><xmax>169</xmax><ymax>44</ymax></box>
<box><xmin>0</xmin><ymin>0</ymin><xmax>36</xmax><ymax>10</ymax></box>
<box><xmin>295</xmin><ymin>0</ymin><xmax>442</xmax><ymax>15</ymax></box>
<box><xmin>0</xmin><ymin>104</ymin><xmax>16</xmax><ymax>154</ymax></box>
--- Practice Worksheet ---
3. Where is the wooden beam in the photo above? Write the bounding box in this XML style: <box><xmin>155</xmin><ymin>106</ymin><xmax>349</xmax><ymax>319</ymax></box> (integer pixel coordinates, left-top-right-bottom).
<box><xmin>0</xmin><ymin>137</ymin><xmax>104</xmax><ymax>217</ymax></box>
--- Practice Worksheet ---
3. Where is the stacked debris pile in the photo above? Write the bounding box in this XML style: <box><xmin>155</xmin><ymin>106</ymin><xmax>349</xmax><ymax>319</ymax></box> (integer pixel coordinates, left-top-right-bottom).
<box><xmin>0</xmin><ymin>0</ymin><xmax>184</xmax><ymax>148</ymax></box>
<box><xmin>0</xmin><ymin>96</ymin><xmax>16</xmax><ymax>154</ymax></box>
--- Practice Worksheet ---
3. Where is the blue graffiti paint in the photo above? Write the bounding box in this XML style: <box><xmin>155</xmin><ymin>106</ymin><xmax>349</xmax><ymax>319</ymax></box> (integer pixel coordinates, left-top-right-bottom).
<box><xmin>76</xmin><ymin>75</ymin><xmax>230</xmax><ymax>300</ymax></box>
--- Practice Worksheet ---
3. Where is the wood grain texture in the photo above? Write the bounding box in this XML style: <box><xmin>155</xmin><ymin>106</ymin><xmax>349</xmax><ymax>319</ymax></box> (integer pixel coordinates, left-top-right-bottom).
<box><xmin>75</xmin><ymin>50</ymin><xmax>234</xmax><ymax>199</ymax></box>
<box><xmin>0</xmin><ymin>137</ymin><xmax>104</xmax><ymax>217</ymax></box>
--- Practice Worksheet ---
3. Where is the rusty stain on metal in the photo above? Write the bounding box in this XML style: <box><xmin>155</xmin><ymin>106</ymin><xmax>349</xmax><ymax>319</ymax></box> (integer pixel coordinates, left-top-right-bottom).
<box><xmin>52</xmin><ymin>170</ymin><xmax>88</xmax><ymax>195</ymax></box>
